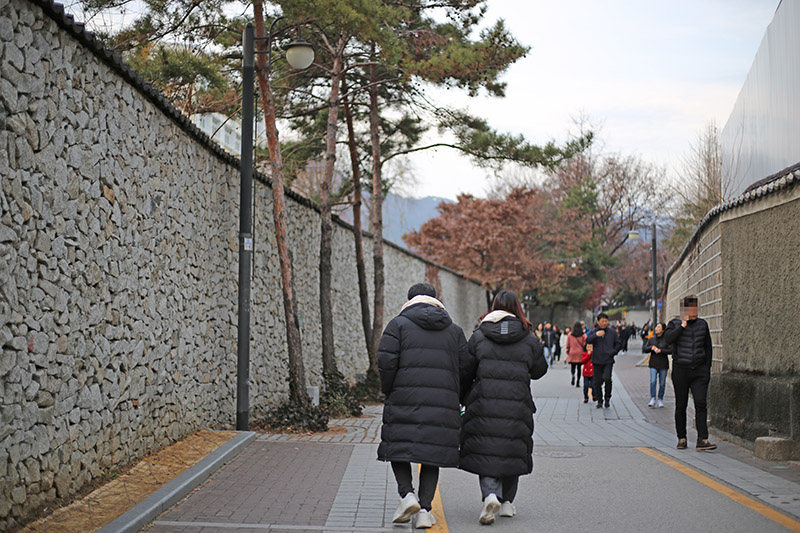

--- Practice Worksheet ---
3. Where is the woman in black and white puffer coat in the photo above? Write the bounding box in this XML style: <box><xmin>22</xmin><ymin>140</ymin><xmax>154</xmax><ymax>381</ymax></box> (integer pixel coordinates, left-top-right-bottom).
<box><xmin>459</xmin><ymin>290</ymin><xmax>548</xmax><ymax>525</ymax></box>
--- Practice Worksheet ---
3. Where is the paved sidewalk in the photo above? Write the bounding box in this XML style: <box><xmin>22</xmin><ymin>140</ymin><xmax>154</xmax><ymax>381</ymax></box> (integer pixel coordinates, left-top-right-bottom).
<box><xmin>144</xmin><ymin>344</ymin><xmax>800</xmax><ymax>532</ymax></box>
<box><xmin>617</xmin><ymin>339</ymin><xmax>800</xmax><ymax>488</ymax></box>
<box><xmin>147</xmin><ymin>407</ymin><xmax>396</xmax><ymax>533</ymax></box>
<box><xmin>148</xmin><ymin>441</ymin><xmax>355</xmax><ymax>532</ymax></box>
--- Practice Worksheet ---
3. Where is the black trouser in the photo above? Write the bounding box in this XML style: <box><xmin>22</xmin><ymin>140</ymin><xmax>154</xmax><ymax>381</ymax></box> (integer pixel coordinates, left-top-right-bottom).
<box><xmin>570</xmin><ymin>363</ymin><xmax>582</xmax><ymax>381</ymax></box>
<box><xmin>479</xmin><ymin>475</ymin><xmax>519</xmax><ymax>503</ymax></box>
<box><xmin>672</xmin><ymin>365</ymin><xmax>710</xmax><ymax>440</ymax></box>
<box><xmin>391</xmin><ymin>462</ymin><xmax>439</xmax><ymax>511</ymax></box>
<box><xmin>593</xmin><ymin>362</ymin><xmax>613</xmax><ymax>402</ymax></box>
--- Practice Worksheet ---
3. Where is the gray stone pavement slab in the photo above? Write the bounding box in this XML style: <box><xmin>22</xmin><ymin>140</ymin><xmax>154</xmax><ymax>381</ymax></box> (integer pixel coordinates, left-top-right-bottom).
<box><xmin>145</xmin><ymin>341</ymin><xmax>800</xmax><ymax>531</ymax></box>
<box><xmin>438</xmin><ymin>446</ymin><xmax>790</xmax><ymax>533</ymax></box>
<box><xmin>531</xmin><ymin>351</ymin><xmax>800</xmax><ymax>525</ymax></box>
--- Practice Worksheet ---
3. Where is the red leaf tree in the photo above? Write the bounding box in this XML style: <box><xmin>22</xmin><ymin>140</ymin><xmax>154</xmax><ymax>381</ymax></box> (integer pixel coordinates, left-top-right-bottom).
<box><xmin>404</xmin><ymin>188</ymin><xmax>585</xmax><ymax>301</ymax></box>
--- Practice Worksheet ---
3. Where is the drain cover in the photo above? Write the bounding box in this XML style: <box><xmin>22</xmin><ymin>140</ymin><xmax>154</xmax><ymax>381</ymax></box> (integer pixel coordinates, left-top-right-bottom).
<box><xmin>534</xmin><ymin>451</ymin><xmax>585</xmax><ymax>459</ymax></box>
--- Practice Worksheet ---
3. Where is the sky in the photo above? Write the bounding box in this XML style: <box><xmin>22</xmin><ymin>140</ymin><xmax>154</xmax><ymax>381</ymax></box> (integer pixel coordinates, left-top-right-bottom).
<box><xmin>406</xmin><ymin>0</ymin><xmax>778</xmax><ymax>200</ymax></box>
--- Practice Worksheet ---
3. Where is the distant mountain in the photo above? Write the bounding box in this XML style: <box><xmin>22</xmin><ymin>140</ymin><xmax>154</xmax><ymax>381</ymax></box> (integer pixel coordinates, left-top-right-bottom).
<box><xmin>337</xmin><ymin>192</ymin><xmax>452</xmax><ymax>247</ymax></box>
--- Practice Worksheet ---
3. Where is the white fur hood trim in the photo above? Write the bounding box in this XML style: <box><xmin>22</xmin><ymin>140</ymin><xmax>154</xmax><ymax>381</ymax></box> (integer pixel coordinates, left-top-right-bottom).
<box><xmin>481</xmin><ymin>310</ymin><xmax>516</xmax><ymax>323</ymax></box>
<box><xmin>401</xmin><ymin>295</ymin><xmax>446</xmax><ymax>312</ymax></box>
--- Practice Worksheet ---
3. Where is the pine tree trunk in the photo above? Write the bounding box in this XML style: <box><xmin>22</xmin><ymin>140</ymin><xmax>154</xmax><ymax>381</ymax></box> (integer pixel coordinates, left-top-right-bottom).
<box><xmin>343</xmin><ymin>84</ymin><xmax>375</xmax><ymax>375</ymax></box>
<box><xmin>368</xmin><ymin>61</ymin><xmax>385</xmax><ymax>357</ymax></box>
<box><xmin>319</xmin><ymin>37</ymin><xmax>346</xmax><ymax>384</ymax></box>
<box><xmin>252</xmin><ymin>3</ymin><xmax>308</xmax><ymax>407</ymax></box>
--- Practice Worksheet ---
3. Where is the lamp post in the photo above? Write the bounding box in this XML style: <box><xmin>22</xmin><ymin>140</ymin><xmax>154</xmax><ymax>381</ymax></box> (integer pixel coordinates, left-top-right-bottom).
<box><xmin>237</xmin><ymin>22</ymin><xmax>314</xmax><ymax>431</ymax></box>
<box><xmin>628</xmin><ymin>221</ymin><xmax>658</xmax><ymax>328</ymax></box>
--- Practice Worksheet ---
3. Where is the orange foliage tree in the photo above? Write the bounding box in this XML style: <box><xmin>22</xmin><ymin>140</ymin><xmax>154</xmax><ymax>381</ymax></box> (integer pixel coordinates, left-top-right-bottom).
<box><xmin>404</xmin><ymin>188</ymin><xmax>585</xmax><ymax>301</ymax></box>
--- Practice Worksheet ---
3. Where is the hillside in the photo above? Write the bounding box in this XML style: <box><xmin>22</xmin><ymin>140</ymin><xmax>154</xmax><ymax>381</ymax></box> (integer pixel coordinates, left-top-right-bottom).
<box><xmin>337</xmin><ymin>192</ymin><xmax>452</xmax><ymax>247</ymax></box>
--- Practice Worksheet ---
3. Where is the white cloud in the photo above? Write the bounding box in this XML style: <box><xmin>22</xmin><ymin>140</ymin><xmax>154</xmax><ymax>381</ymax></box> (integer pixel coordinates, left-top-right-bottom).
<box><xmin>409</xmin><ymin>0</ymin><xmax>777</xmax><ymax>199</ymax></box>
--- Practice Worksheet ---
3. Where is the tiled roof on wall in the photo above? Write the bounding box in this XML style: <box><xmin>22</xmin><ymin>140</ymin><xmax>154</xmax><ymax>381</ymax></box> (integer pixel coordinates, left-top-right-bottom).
<box><xmin>664</xmin><ymin>162</ymin><xmax>800</xmax><ymax>290</ymax></box>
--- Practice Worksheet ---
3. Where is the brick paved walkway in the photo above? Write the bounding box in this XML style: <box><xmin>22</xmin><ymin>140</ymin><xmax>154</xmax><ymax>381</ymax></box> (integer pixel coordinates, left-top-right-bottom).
<box><xmin>147</xmin><ymin>406</ymin><xmax>402</xmax><ymax>533</ymax></box>
<box><xmin>145</xmin><ymin>343</ymin><xmax>800</xmax><ymax>531</ymax></box>
<box><xmin>147</xmin><ymin>441</ymin><xmax>355</xmax><ymax>532</ymax></box>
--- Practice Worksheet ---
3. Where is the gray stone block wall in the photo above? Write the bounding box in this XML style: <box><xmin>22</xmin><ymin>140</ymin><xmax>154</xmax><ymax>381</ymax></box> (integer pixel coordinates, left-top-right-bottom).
<box><xmin>0</xmin><ymin>0</ymin><xmax>486</xmax><ymax>528</ymax></box>
<box><xmin>664</xmin><ymin>168</ymin><xmax>800</xmax><ymax>456</ymax></box>
<box><xmin>720</xmin><ymin>191</ymin><xmax>800</xmax><ymax>376</ymax></box>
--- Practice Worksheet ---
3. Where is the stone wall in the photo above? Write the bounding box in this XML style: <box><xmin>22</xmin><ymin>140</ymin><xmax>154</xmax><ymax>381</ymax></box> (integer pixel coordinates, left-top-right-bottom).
<box><xmin>0</xmin><ymin>0</ymin><xmax>486</xmax><ymax>528</ymax></box>
<box><xmin>663</xmin><ymin>169</ymin><xmax>800</xmax><ymax>455</ymax></box>
<box><xmin>711</xmin><ymin>181</ymin><xmax>800</xmax><ymax>451</ymax></box>
<box><xmin>662</xmin><ymin>218</ymin><xmax>723</xmax><ymax>372</ymax></box>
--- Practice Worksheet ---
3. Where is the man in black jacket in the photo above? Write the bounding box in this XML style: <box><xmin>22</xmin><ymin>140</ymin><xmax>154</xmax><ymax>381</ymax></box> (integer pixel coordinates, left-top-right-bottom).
<box><xmin>586</xmin><ymin>313</ymin><xmax>621</xmax><ymax>408</ymax></box>
<box><xmin>664</xmin><ymin>295</ymin><xmax>717</xmax><ymax>451</ymax></box>
<box><xmin>377</xmin><ymin>283</ymin><xmax>469</xmax><ymax>528</ymax></box>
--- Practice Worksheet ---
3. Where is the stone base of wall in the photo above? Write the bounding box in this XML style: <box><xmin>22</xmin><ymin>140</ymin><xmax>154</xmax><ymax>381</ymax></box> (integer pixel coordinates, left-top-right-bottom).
<box><xmin>710</xmin><ymin>371</ymin><xmax>800</xmax><ymax>459</ymax></box>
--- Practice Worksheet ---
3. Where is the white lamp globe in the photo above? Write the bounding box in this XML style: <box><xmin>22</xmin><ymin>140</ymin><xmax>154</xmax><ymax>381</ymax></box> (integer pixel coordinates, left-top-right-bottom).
<box><xmin>285</xmin><ymin>40</ymin><xmax>314</xmax><ymax>70</ymax></box>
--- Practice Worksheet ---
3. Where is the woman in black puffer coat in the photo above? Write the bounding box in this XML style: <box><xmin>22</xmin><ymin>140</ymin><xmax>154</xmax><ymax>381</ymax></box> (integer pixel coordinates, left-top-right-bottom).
<box><xmin>642</xmin><ymin>322</ymin><xmax>673</xmax><ymax>408</ymax></box>
<box><xmin>459</xmin><ymin>290</ymin><xmax>548</xmax><ymax>525</ymax></box>
<box><xmin>377</xmin><ymin>284</ymin><xmax>469</xmax><ymax>527</ymax></box>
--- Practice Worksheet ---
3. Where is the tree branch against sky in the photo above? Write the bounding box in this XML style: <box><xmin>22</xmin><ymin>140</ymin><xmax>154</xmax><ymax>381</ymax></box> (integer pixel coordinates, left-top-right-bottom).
<box><xmin>64</xmin><ymin>1</ymin><xmax>777</xmax><ymax>202</ymax></box>
<box><xmin>665</xmin><ymin>121</ymin><xmax>726</xmax><ymax>255</ymax></box>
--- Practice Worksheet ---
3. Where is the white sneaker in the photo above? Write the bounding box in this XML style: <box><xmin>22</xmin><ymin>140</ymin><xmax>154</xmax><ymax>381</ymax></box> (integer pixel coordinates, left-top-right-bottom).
<box><xmin>415</xmin><ymin>509</ymin><xmax>436</xmax><ymax>529</ymax></box>
<box><xmin>657</xmin><ymin>399</ymin><xmax>664</xmax><ymax>408</ymax></box>
<box><xmin>479</xmin><ymin>493</ymin><xmax>501</xmax><ymax>525</ymax></box>
<box><xmin>648</xmin><ymin>398</ymin><xmax>656</xmax><ymax>408</ymax></box>
<box><xmin>393</xmin><ymin>493</ymin><xmax>421</xmax><ymax>523</ymax></box>
<box><xmin>499</xmin><ymin>501</ymin><xmax>516</xmax><ymax>517</ymax></box>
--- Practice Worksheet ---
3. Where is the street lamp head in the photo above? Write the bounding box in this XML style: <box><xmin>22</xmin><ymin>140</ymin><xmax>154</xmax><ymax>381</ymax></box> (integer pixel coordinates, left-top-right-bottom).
<box><xmin>627</xmin><ymin>229</ymin><xmax>640</xmax><ymax>241</ymax></box>
<box><xmin>285</xmin><ymin>39</ymin><xmax>314</xmax><ymax>70</ymax></box>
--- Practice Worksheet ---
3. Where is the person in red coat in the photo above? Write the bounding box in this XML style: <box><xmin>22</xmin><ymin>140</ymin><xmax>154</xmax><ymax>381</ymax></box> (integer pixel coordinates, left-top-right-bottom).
<box><xmin>581</xmin><ymin>344</ymin><xmax>595</xmax><ymax>403</ymax></box>
<box><xmin>566</xmin><ymin>322</ymin><xmax>587</xmax><ymax>388</ymax></box>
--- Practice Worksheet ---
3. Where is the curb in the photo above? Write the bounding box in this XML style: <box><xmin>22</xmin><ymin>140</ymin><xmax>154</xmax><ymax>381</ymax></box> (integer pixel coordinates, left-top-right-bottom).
<box><xmin>97</xmin><ymin>431</ymin><xmax>257</xmax><ymax>533</ymax></box>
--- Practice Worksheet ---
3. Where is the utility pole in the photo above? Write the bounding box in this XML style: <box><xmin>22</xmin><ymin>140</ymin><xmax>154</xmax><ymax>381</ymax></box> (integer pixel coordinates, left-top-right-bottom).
<box><xmin>236</xmin><ymin>23</ymin><xmax>255</xmax><ymax>431</ymax></box>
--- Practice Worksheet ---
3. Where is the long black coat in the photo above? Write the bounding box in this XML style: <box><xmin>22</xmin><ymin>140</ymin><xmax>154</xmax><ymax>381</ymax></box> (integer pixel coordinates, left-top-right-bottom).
<box><xmin>459</xmin><ymin>315</ymin><xmax>548</xmax><ymax>477</ymax></box>
<box><xmin>377</xmin><ymin>302</ymin><xmax>468</xmax><ymax>467</ymax></box>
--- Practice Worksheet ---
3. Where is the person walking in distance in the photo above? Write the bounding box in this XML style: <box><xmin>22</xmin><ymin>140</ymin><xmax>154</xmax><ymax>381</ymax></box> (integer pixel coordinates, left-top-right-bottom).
<box><xmin>586</xmin><ymin>313</ymin><xmax>621</xmax><ymax>409</ymax></box>
<box><xmin>664</xmin><ymin>295</ymin><xmax>717</xmax><ymax>451</ymax></box>
<box><xmin>560</xmin><ymin>326</ymin><xmax>571</xmax><ymax>366</ymax></box>
<box><xmin>553</xmin><ymin>325</ymin><xmax>563</xmax><ymax>363</ymax></box>
<box><xmin>378</xmin><ymin>283</ymin><xmax>469</xmax><ymax>528</ymax></box>
<box><xmin>459</xmin><ymin>291</ymin><xmax>548</xmax><ymax>525</ymax></box>
<box><xmin>566</xmin><ymin>322</ymin><xmax>586</xmax><ymax>387</ymax></box>
<box><xmin>643</xmin><ymin>322</ymin><xmax>672</xmax><ymax>408</ymax></box>
<box><xmin>541</xmin><ymin>322</ymin><xmax>557</xmax><ymax>366</ymax></box>
<box><xmin>620</xmin><ymin>322</ymin><xmax>631</xmax><ymax>353</ymax></box>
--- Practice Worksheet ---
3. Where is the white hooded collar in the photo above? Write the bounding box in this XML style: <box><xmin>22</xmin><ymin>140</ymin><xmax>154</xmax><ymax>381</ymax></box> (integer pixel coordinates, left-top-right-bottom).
<box><xmin>480</xmin><ymin>310</ymin><xmax>516</xmax><ymax>323</ymax></box>
<box><xmin>401</xmin><ymin>295</ymin><xmax>446</xmax><ymax>312</ymax></box>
